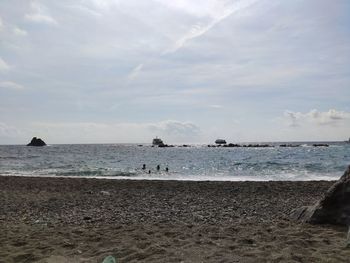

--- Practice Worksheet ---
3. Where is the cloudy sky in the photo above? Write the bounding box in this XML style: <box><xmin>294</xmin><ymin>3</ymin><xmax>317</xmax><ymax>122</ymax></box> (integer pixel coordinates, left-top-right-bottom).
<box><xmin>0</xmin><ymin>0</ymin><xmax>349</xmax><ymax>144</ymax></box>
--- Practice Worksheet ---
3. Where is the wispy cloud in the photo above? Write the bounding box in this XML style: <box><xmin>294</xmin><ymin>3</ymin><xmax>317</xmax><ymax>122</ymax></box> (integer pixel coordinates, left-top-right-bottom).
<box><xmin>25</xmin><ymin>1</ymin><xmax>58</xmax><ymax>25</ymax></box>
<box><xmin>0</xmin><ymin>57</ymin><xmax>10</xmax><ymax>71</ymax></box>
<box><xmin>127</xmin><ymin>63</ymin><xmax>144</xmax><ymax>81</ymax></box>
<box><xmin>209</xmin><ymin>104</ymin><xmax>223</xmax><ymax>109</ymax></box>
<box><xmin>0</xmin><ymin>81</ymin><xmax>24</xmax><ymax>90</ymax></box>
<box><xmin>164</xmin><ymin>0</ymin><xmax>258</xmax><ymax>54</ymax></box>
<box><xmin>13</xmin><ymin>26</ymin><xmax>27</xmax><ymax>36</ymax></box>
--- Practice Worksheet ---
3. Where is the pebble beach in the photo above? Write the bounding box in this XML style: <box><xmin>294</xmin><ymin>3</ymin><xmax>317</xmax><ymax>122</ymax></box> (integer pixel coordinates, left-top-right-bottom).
<box><xmin>1</xmin><ymin>176</ymin><xmax>350</xmax><ymax>262</ymax></box>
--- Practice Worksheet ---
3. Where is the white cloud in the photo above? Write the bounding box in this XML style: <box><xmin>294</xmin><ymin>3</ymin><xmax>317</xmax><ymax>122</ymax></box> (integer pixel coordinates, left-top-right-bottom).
<box><xmin>284</xmin><ymin>111</ymin><xmax>300</xmax><ymax>127</ymax></box>
<box><xmin>13</xmin><ymin>26</ymin><xmax>28</xmax><ymax>36</ymax></box>
<box><xmin>127</xmin><ymin>63</ymin><xmax>144</xmax><ymax>81</ymax></box>
<box><xmin>164</xmin><ymin>0</ymin><xmax>258</xmax><ymax>53</ymax></box>
<box><xmin>156</xmin><ymin>0</ymin><xmax>252</xmax><ymax>19</ymax></box>
<box><xmin>148</xmin><ymin>120</ymin><xmax>201</xmax><ymax>140</ymax></box>
<box><xmin>0</xmin><ymin>15</ymin><xmax>28</xmax><ymax>36</ymax></box>
<box><xmin>284</xmin><ymin>109</ymin><xmax>350</xmax><ymax>127</ymax></box>
<box><xmin>86</xmin><ymin>0</ymin><xmax>120</xmax><ymax>10</ymax></box>
<box><xmin>25</xmin><ymin>2</ymin><xmax>58</xmax><ymax>25</ymax></box>
<box><xmin>0</xmin><ymin>81</ymin><xmax>24</xmax><ymax>90</ymax></box>
<box><xmin>0</xmin><ymin>58</ymin><xmax>10</xmax><ymax>71</ymax></box>
<box><xmin>25</xmin><ymin>13</ymin><xmax>57</xmax><ymax>25</ymax></box>
<box><xmin>68</xmin><ymin>3</ymin><xmax>103</xmax><ymax>17</ymax></box>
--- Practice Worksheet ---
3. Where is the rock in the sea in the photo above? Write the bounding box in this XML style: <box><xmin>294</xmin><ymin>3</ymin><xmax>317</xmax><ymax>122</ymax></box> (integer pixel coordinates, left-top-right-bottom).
<box><xmin>291</xmin><ymin>165</ymin><xmax>350</xmax><ymax>226</ymax></box>
<box><xmin>27</xmin><ymin>137</ymin><xmax>46</xmax><ymax>146</ymax></box>
<box><xmin>312</xmin><ymin>143</ymin><xmax>329</xmax><ymax>147</ymax></box>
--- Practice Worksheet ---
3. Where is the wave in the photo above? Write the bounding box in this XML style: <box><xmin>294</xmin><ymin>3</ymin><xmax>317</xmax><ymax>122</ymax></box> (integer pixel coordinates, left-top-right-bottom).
<box><xmin>52</xmin><ymin>170</ymin><xmax>136</xmax><ymax>177</ymax></box>
<box><xmin>0</xmin><ymin>155</ymin><xmax>40</xmax><ymax>160</ymax></box>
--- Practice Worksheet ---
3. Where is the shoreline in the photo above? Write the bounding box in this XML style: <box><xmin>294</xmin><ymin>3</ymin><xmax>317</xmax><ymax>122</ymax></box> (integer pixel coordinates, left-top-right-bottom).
<box><xmin>1</xmin><ymin>176</ymin><xmax>349</xmax><ymax>262</ymax></box>
<box><xmin>0</xmin><ymin>173</ymin><xmax>340</xmax><ymax>182</ymax></box>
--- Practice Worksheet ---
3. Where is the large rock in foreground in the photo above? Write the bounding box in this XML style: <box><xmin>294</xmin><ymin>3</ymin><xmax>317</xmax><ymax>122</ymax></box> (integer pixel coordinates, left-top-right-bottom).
<box><xmin>27</xmin><ymin>137</ymin><xmax>46</xmax><ymax>146</ymax></box>
<box><xmin>291</xmin><ymin>166</ymin><xmax>350</xmax><ymax>226</ymax></box>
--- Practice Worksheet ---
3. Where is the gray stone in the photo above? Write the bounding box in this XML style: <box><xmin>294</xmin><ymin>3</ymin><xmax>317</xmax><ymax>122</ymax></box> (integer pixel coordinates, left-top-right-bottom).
<box><xmin>291</xmin><ymin>165</ymin><xmax>350</xmax><ymax>226</ymax></box>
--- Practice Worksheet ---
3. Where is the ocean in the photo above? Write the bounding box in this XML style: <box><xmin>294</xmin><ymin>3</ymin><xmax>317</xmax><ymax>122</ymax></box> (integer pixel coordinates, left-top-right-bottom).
<box><xmin>0</xmin><ymin>142</ymin><xmax>349</xmax><ymax>181</ymax></box>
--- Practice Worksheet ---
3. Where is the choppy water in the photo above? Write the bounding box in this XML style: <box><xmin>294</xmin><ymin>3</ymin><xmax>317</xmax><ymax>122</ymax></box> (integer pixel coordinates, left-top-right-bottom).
<box><xmin>0</xmin><ymin>142</ymin><xmax>349</xmax><ymax>181</ymax></box>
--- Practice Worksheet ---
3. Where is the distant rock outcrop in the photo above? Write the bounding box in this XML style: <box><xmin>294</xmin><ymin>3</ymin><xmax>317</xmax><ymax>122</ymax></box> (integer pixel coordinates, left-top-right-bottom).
<box><xmin>312</xmin><ymin>143</ymin><xmax>329</xmax><ymax>147</ymax></box>
<box><xmin>291</xmin><ymin>165</ymin><xmax>350</xmax><ymax>226</ymax></box>
<box><xmin>215</xmin><ymin>139</ymin><xmax>227</xmax><ymax>145</ymax></box>
<box><xmin>27</xmin><ymin>137</ymin><xmax>46</xmax><ymax>147</ymax></box>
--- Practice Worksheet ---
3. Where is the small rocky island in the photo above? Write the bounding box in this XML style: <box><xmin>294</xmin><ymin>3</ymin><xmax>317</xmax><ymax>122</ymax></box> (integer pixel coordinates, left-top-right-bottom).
<box><xmin>27</xmin><ymin>137</ymin><xmax>46</xmax><ymax>147</ymax></box>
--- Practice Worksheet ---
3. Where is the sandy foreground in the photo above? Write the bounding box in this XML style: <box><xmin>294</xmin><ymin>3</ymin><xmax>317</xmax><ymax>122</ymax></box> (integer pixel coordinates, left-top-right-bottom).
<box><xmin>0</xmin><ymin>176</ymin><xmax>349</xmax><ymax>263</ymax></box>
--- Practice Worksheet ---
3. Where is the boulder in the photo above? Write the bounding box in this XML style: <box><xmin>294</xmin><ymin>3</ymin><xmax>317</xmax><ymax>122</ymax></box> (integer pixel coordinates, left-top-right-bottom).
<box><xmin>27</xmin><ymin>137</ymin><xmax>46</xmax><ymax>146</ymax></box>
<box><xmin>291</xmin><ymin>166</ymin><xmax>350</xmax><ymax>225</ymax></box>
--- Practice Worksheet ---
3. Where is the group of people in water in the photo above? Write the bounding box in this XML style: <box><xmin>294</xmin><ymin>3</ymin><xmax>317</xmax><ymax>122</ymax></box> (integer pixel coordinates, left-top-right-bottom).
<box><xmin>142</xmin><ymin>164</ymin><xmax>168</xmax><ymax>174</ymax></box>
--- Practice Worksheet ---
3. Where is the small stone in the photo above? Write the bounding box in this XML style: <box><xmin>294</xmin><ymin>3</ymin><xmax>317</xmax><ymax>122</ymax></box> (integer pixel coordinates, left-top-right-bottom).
<box><xmin>102</xmin><ymin>255</ymin><xmax>116</xmax><ymax>263</ymax></box>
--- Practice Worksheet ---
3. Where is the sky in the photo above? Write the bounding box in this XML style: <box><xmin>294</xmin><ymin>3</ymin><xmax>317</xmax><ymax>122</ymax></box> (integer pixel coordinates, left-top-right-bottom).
<box><xmin>0</xmin><ymin>0</ymin><xmax>349</xmax><ymax>144</ymax></box>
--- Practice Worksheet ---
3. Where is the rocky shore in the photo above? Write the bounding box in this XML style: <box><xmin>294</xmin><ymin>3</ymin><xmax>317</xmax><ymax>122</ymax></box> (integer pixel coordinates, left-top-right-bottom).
<box><xmin>1</xmin><ymin>176</ymin><xmax>349</xmax><ymax>262</ymax></box>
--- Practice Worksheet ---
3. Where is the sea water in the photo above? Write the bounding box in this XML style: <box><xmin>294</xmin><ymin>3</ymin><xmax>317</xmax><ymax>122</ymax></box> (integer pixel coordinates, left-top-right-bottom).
<box><xmin>0</xmin><ymin>142</ymin><xmax>349</xmax><ymax>181</ymax></box>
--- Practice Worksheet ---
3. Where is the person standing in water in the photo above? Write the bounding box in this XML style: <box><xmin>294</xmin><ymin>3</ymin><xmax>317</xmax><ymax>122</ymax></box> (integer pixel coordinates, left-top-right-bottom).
<box><xmin>142</xmin><ymin>164</ymin><xmax>146</xmax><ymax>170</ymax></box>
<box><xmin>156</xmin><ymin>165</ymin><xmax>160</xmax><ymax>171</ymax></box>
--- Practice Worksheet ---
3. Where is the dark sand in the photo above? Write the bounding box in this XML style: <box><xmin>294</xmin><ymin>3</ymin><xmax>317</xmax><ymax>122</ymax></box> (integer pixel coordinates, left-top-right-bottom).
<box><xmin>1</xmin><ymin>176</ymin><xmax>349</xmax><ymax>262</ymax></box>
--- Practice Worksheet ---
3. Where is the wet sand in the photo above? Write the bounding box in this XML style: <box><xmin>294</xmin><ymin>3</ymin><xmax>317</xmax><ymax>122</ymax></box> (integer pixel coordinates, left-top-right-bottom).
<box><xmin>0</xmin><ymin>176</ymin><xmax>349</xmax><ymax>262</ymax></box>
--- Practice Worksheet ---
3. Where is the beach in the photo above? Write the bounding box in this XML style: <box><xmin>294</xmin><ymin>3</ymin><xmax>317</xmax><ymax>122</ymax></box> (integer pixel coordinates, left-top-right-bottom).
<box><xmin>1</xmin><ymin>176</ymin><xmax>349</xmax><ymax>262</ymax></box>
